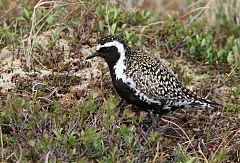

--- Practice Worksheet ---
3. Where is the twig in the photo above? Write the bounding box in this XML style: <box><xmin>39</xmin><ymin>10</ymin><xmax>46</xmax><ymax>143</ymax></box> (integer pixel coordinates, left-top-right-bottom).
<box><xmin>198</xmin><ymin>141</ymin><xmax>208</xmax><ymax>163</ymax></box>
<box><xmin>161</xmin><ymin>118</ymin><xmax>195</xmax><ymax>152</ymax></box>
<box><xmin>26</xmin><ymin>0</ymin><xmax>59</xmax><ymax>72</ymax></box>
<box><xmin>180</xmin><ymin>6</ymin><xmax>210</xmax><ymax>21</ymax></box>
<box><xmin>44</xmin><ymin>151</ymin><xmax>51</xmax><ymax>163</ymax></box>
<box><xmin>166</xmin><ymin>34</ymin><xmax>193</xmax><ymax>56</ymax></box>
<box><xmin>105</xmin><ymin>2</ymin><xmax>110</xmax><ymax>35</ymax></box>
<box><xmin>214</xmin><ymin>129</ymin><xmax>240</xmax><ymax>155</ymax></box>
<box><xmin>0</xmin><ymin>126</ymin><xmax>3</xmax><ymax>162</ymax></box>
<box><xmin>153</xmin><ymin>142</ymin><xmax>160</xmax><ymax>163</ymax></box>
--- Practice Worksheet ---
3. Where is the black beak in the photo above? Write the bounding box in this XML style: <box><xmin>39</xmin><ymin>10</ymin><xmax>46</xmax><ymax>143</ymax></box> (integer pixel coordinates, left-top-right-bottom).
<box><xmin>85</xmin><ymin>52</ymin><xmax>99</xmax><ymax>60</ymax></box>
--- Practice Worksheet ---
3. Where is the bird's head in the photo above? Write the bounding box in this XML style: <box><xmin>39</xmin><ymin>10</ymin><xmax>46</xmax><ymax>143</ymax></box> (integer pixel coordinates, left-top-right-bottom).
<box><xmin>86</xmin><ymin>35</ymin><xmax>128</xmax><ymax>67</ymax></box>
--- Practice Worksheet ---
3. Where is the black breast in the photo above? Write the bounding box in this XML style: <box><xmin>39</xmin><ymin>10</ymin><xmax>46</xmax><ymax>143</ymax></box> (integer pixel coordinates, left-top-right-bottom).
<box><xmin>109</xmin><ymin>69</ymin><xmax>169</xmax><ymax>114</ymax></box>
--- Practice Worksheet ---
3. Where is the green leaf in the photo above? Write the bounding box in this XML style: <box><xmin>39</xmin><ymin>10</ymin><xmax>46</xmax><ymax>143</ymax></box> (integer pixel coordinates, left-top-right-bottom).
<box><xmin>53</xmin><ymin>129</ymin><xmax>63</xmax><ymax>141</ymax></box>
<box><xmin>0</xmin><ymin>0</ymin><xmax>4</xmax><ymax>9</ymax></box>
<box><xmin>189</xmin><ymin>46</ymin><xmax>196</xmax><ymax>54</ymax></box>
<box><xmin>201</xmin><ymin>38</ymin><xmax>206</xmax><ymax>46</ymax></box>
<box><xmin>23</xmin><ymin>7</ymin><xmax>32</xmax><ymax>20</ymax></box>
<box><xmin>110</xmin><ymin>23</ymin><xmax>117</xmax><ymax>35</ymax></box>
<box><xmin>47</xmin><ymin>15</ymin><xmax>56</xmax><ymax>25</ymax></box>
<box><xmin>227</xmin><ymin>51</ymin><xmax>235</xmax><ymax>65</ymax></box>
<box><xmin>233</xmin><ymin>87</ymin><xmax>240</xmax><ymax>98</ymax></box>
<box><xmin>217</xmin><ymin>49</ymin><xmax>225</xmax><ymax>59</ymax></box>
<box><xmin>99</xmin><ymin>20</ymin><xmax>104</xmax><ymax>32</ymax></box>
<box><xmin>28</xmin><ymin>139</ymin><xmax>35</xmax><ymax>147</ymax></box>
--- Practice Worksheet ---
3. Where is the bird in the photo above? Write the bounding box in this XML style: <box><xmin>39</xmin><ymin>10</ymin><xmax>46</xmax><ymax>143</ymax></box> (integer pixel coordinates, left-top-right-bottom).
<box><xmin>86</xmin><ymin>35</ymin><xmax>221</xmax><ymax>114</ymax></box>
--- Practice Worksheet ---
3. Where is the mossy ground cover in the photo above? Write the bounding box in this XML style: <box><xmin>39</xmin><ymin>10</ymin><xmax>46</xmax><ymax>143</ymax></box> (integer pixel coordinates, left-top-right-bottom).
<box><xmin>0</xmin><ymin>0</ymin><xmax>240</xmax><ymax>162</ymax></box>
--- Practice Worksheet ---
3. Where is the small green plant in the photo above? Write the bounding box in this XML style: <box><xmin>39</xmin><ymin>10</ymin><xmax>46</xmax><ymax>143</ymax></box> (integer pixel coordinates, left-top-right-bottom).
<box><xmin>148</xmin><ymin>131</ymin><xmax>161</xmax><ymax>145</ymax></box>
<box><xmin>47</xmin><ymin>29</ymin><xmax>60</xmax><ymax>50</ymax></box>
<box><xmin>173</xmin><ymin>146</ymin><xmax>198</xmax><ymax>163</ymax></box>
<box><xmin>0</xmin><ymin>25</ymin><xmax>20</xmax><ymax>49</ymax></box>
<box><xmin>80</xmin><ymin>127</ymin><xmax>107</xmax><ymax>158</ymax></box>
<box><xmin>181</xmin><ymin>75</ymin><xmax>193</xmax><ymax>85</ymax></box>
<box><xmin>233</xmin><ymin>87</ymin><xmax>240</xmax><ymax>98</ymax></box>
<box><xmin>95</xmin><ymin>4</ymin><xmax>155</xmax><ymax>46</ymax></box>
<box><xmin>47</xmin><ymin>15</ymin><xmax>57</xmax><ymax>26</ymax></box>
<box><xmin>115</xmin><ymin>124</ymin><xmax>139</xmax><ymax>151</ymax></box>
<box><xmin>125</xmin><ymin>31</ymin><xmax>141</xmax><ymax>46</ymax></box>
<box><xmin>225</xmin><ymin>103</ymin><xmax>240</xmax><ymax>112</ymax></box>
<box><xmin>210</xmin><ymin>149</ymin><xmax>228</xmax><ymax>163</ymax></box>
<box><xmin>96</xmin><ymin>4</ymin><xmax>124</xmax><ymax>34</ymax></box>
<box><xmin>22</xmin><ymin>6</ymin><xmax>33</xmax><ymax>21</ymax></box>
<box><xmin>101</xmin><ymin>96</ymin><xmax>118</xmax><ymax>129</ymax></box>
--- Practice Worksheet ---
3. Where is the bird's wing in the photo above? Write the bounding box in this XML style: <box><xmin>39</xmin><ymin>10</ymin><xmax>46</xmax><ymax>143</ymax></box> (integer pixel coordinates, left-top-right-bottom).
<box><xmin>125</xmin><ymin>54</ymin><xmax>219</xmax><ymax>109</ymax></box>
<box><xmin>126</xmin><ymin>55</ymin><xmax>196</xmax><ymax>102</ymax></box>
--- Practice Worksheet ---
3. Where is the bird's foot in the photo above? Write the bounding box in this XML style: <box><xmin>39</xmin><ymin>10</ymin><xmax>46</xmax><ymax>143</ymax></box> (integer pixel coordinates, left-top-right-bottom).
<box><xmin>114</xmin><ymin>99</ymin><xmax>128</xmax><ymax>116</ymax></box>
<box><xmin>149</xmin><ymin>111</ymin><xmax>157</xmax><ymax>129</ymax></box>
<box><xmin>141</xmin><ymin>111</ymin><xmax>160</xmax><ymax>134</ymax></box>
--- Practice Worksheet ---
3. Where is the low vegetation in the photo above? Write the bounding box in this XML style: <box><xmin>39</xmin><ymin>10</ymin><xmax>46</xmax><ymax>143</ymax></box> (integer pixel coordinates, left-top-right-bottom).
<box><xmin>0</xmin><ymin>0</ymin><xmax>239</xmax><ymax>162</ymax></box>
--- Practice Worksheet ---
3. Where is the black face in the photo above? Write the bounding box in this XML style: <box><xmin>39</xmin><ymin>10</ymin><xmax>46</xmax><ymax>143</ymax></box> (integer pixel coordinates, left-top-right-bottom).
<box><xmin>86</xmin><ymin>35</ymin><xmax>126</xmax><ymax>68</ymax></box>
<box><xmin>96</xmin><ymin>46</ymin><xmax>120</xmax><ymax>62</ymax></box>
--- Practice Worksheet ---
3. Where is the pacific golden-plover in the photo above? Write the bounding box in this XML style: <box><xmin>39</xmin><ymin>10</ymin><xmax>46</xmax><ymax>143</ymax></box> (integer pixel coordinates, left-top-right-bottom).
<box><xmin>86</xmin><ymin>35</ymin><xmax>221</xmax><ymax>114</ymax></box>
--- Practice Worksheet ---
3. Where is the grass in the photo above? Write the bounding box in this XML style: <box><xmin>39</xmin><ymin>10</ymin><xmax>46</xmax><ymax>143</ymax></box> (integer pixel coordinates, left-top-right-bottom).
<box><xmin>0</xmin><ymin>0</ymin><xmax>240</xmax><ymax>162</ymax></box>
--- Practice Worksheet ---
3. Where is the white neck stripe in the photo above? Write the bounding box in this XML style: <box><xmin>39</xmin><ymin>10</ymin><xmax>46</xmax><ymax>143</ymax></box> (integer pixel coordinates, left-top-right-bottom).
<box><xmin>96</xmin><ymin>41</ymin><xmax>125</xmax><ymax>55</ymax></box>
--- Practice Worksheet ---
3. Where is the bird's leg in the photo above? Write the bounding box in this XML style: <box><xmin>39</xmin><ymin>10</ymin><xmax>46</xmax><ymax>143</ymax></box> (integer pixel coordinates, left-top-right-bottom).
<box><xmin>115</xmin><ymin>99</ymin><xmax>127</xmax><ymax>115</ymax></box>
<box><xmin>149</xmin><ymin>111</ymin><xmax>158</xmax><ymax>130</ymax></box>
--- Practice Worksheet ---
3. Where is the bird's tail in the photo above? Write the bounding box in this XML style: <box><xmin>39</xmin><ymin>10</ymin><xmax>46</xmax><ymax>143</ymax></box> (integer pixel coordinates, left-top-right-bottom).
<box><xmin>178</xmin><ymin>88</ymin><xmax>223</xmax><ymax>110</ymax></box>
<box><xmin>192</xmin><ymin>97</ymin><xmax>223</xmax><ymax>110</ymax></box>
